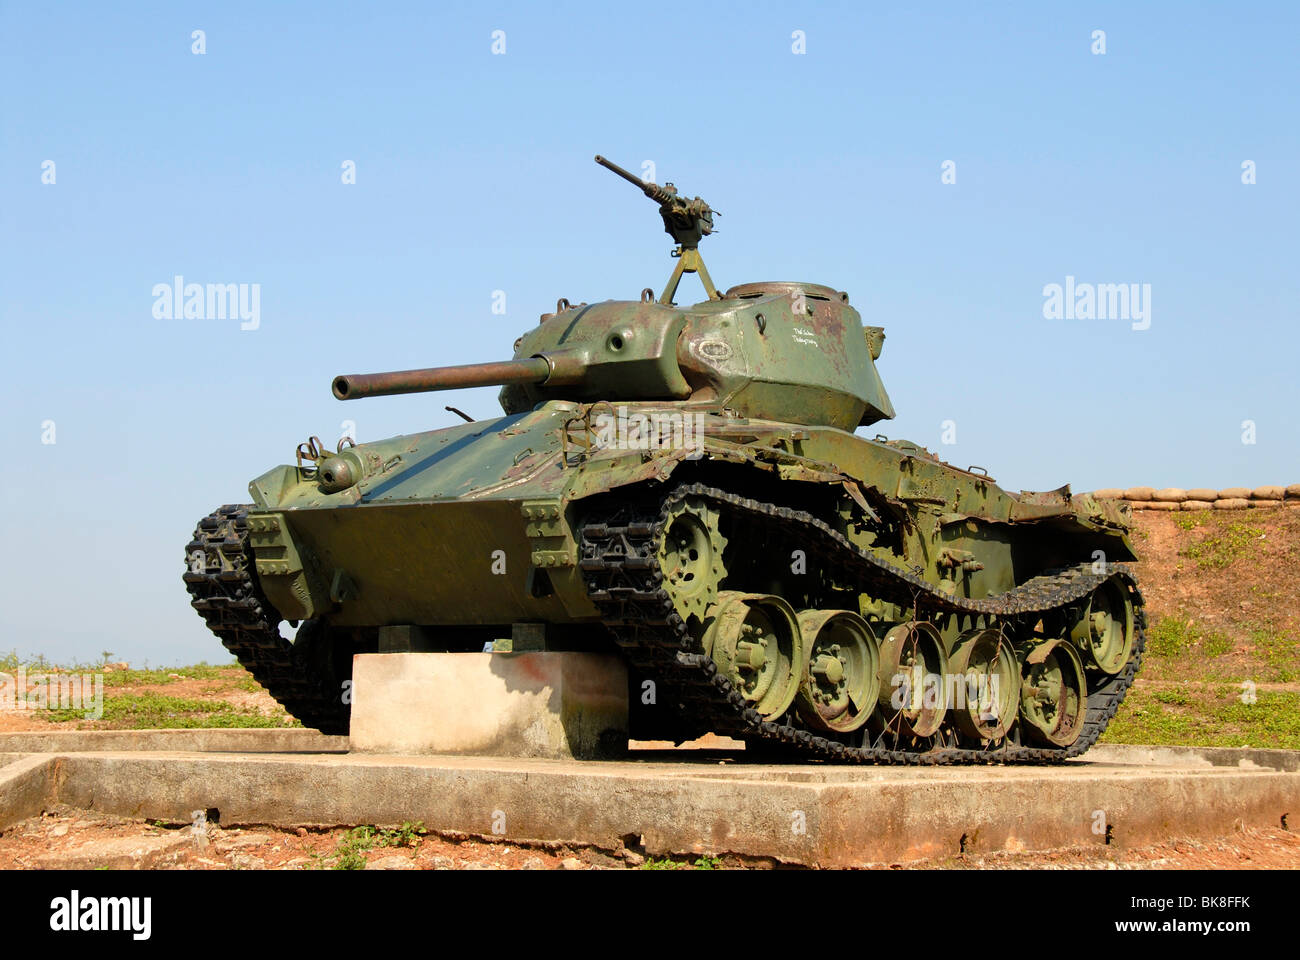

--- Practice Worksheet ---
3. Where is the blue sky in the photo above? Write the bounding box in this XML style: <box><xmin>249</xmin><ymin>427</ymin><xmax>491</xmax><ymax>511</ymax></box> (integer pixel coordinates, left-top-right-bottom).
<box><xmin>2</xmin><ymin>1</ymin><xmax>1297</xmax><ymax>665</ymax></box>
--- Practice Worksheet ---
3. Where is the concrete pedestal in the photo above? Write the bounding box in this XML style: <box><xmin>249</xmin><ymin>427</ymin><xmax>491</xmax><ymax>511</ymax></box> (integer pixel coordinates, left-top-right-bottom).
<box><xmin>349</xmin><ymin>652</ymin><xmax>628</xmax><ymax>760</ymax></box>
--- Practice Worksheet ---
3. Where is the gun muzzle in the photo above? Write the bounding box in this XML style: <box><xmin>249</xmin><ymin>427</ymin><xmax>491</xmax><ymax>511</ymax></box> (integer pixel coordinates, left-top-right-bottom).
<box><xmin>332</xmin><ymin>357</ymin><xmax>552</xmax><ymax>400</ymax></box>
<box><xmin>594</xmin><ymin>154</ymin><xmax>646</xmax><ymax>188</ymax></box>
<box><xmin>595</xmin><ymin>154</ymin><xmax>671</xmax><ymax>203</ymax></box>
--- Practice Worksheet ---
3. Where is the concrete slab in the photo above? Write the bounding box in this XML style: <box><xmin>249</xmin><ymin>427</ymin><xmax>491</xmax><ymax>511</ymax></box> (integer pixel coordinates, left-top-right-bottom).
<box><xmin>30</xmin><ymin>833</ymin><xmax>195</xmax><ymax>870</ymax></box>
<box><xmin>0</xmin><ymin>755</ymin><xmax>56</xmax><ymax>831</ymax></box>
<box><xmin>1087</xmin><ymin>743</ymin><xmax>1300</xmax><ymax>772</ymax></box>
<box><xmin>0</xmin><ymin>732</ymin><xmax>1295</xmax><ymax>867</ymax></box>
<box><xmin>349</xmin><ymin>652</ymin><xmax>628</xmax><ymax>760</ymax></box>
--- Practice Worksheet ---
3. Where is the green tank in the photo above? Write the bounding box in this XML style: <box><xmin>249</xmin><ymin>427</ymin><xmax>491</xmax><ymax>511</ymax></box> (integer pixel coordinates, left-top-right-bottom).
<box><xmin>185</xmin><ymin>156</ymin><xmax>1144</xmax><ymax>762</ymax></box>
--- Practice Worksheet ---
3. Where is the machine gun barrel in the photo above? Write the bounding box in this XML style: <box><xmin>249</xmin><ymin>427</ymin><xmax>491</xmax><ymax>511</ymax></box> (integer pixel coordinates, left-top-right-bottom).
<box><xmin>332</xmin><ymin>357</ymin><xmax>552</xmax><ymax>400</ymax></box>
<box><xmin>594</xmin><ymin>154</ymin><xmax>669</xmax><ymax>202</ymax></box>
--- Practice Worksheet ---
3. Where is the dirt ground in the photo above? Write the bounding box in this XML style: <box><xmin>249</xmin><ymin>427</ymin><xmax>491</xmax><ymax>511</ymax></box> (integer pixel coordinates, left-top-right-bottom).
<box><xmin>0</xmin><ymin>806</ymin><xmax>618</xmax><ymax>871</ymax></box>
<box><xmin>1129</xmin><ymin>505</ymin><xmax>1300</xmax><ymax>667</ymax></box>
<box><xmin>1</xmin><ymin>805</ymin><xmax>1296</xmax><ymax>870</ymax></box>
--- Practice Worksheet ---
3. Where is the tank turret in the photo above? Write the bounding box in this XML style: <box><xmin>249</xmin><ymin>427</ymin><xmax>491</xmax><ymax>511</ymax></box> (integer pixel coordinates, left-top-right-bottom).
<box><xmin>333</xmin><ymin>157</ymin><xmax>895</xmax><ymax>430</ymax></box>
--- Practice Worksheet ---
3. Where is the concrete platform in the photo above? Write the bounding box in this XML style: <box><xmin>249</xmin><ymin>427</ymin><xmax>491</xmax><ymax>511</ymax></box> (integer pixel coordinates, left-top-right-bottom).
<box><xmin>1</xmin><ymin>731</ymin><xmax>1296</xmax><ymax>866</ymax></box>
<box><xmin>350</xmin><ymin>652</ymin><xmax>628</xmax><ymax>760</ymax></box>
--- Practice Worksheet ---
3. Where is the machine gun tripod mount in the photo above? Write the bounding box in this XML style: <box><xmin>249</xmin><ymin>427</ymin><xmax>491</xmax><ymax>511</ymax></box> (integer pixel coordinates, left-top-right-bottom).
<box><xmin>594</xmin><ymin>154</ymin><xmax>720</xmax><ymax>305</ymax></box>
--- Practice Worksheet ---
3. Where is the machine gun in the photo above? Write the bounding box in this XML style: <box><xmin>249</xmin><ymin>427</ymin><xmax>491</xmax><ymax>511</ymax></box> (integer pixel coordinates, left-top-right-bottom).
<box><xmin>594</xmin><ymin>155</ymin><xmax>720</xmax><ymax>304</ymax></box>
<box><xmin>334</xmin><ymin>157</ymin><xmax>729</xmax><ymax>403</ymax></box>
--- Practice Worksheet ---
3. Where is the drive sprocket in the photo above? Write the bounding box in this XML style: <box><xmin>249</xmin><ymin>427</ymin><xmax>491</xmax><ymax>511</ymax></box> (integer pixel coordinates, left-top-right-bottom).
<box><xmin>655</xmin><ymin>494</ymin><xmax>728</xmax><ymax>624</ymax></box>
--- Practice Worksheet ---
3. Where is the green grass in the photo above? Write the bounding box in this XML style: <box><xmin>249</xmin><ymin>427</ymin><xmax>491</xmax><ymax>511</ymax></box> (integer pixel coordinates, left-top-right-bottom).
<box><xmin>1143</xmin><ymin>616</ymin><xmax>1233</xmax><ymax>660</ymax></box>
<box><xmin>1173</xmin><ymin>510</ymin><xmax>1210</xmax><ymax>532</ymax></box>
<box><xmin>1</xmin><ymin>652</ymin><xmax>286</xmax><ymax>729</ymax></box>
<box><xmin>1151</xmin><ymin>688</ymin><xmax>1190</xmax><ymax>706</ymax></box>
<box><xmin>1179</xmin><ymin>519</ymin><xmax>1265</xmax><ymax>569</ymax></box>
<box><xmin>1138</xmin><ymin>614</ymin><xmax>1298</xmax><ymax>685</ymax></box>
<box><xmin>43</xmin><ymin>692</ymin><xmax>292</xmax><ymax>729</ymax></box>
<box><xmin>1103</xmin><ymin>685</ymin><xmax>1300</xmax><ymax>750</ymax></box>
<box><xmin>1246</xmin><ymin>626</ymin><xmax>1300</xmax><ymax>683</ymax></box>
<box><xmin>100</xmin><ymin>664</ymin><xmax>247</xmax><ymax>689</ymax></box>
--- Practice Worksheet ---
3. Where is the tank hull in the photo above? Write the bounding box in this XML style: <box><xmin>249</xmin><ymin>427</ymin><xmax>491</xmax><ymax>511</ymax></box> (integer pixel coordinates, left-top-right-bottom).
<box><xmin>242</xmin><ymin>399</ymin><xmax>1135</xmax><ymax>636</ymax></box>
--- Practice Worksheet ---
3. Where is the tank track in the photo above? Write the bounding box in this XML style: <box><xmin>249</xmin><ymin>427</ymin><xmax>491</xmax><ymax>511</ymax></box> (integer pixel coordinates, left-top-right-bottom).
<box><xmin>183</xmin><ymin>504</ymin><xmax>349</xmax><ymax>734</ymax></box>
<box><xmin>579</xmin><ymin>481</ymin><xmax>1146</xmax><ymax>764</ymax></box>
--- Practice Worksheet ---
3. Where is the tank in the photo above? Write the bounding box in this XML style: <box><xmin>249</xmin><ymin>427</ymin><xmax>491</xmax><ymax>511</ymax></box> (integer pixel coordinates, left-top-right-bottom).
<box><xmin>184</xmin><ymin>155</ymin><xmax>1144</xmax><ymax>762</ymax></box>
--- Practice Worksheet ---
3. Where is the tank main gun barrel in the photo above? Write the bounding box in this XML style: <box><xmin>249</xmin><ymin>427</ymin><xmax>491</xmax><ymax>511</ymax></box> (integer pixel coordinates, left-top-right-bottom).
<box><xmin>333</xmin><ymin>357</ymin><xmax>551</xmax><ymax>400</ymax></box>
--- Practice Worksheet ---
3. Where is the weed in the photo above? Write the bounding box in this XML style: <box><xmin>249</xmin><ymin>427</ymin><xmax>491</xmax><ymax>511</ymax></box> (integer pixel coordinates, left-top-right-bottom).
<box><xmin>378</xmin><ymin>821</ymin><xmax>426</xmax><ymax>848</ymax></box>
<box><xmin>1180</xmin><ymin>520</ymin><xmax>1264</xmax><ymax>569</ymax></box>
<box><xmin>324</xmin><ymin>823</ymin><xmax>426</xmax><ymax>869</ymax></box>
<box><xmin>332</xmin><ymin>826</ymin><xmax>376</xmax><ymax>870</ymax></box>
<box><xmin>1173</xmin><ymin>511</ymin><xmax>1209</xmax><ymax>532</ymax></box>
<box><xmin>1246</xmin><ymin>627</ymin><xmax>1299</xmax><ymax>683</ymax></box>
<box><xmin>42</xmin><ymin>692</ymin><xmax>289</xmax><ymax>729</ymax></box>
<box><xmin>1144</xmin><ymin>617</ymin><xmax>1231</xmax><ymax>660</ymax></box>
<box><xmin>1103</xmin><ymin>685</ymin><xmax>1300</xmax><ymax>750</ymax></box>
<box><xmin>640</xmin><ymin>854</ymin><xmax>723</xmax><ymax>870</ymax></box>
